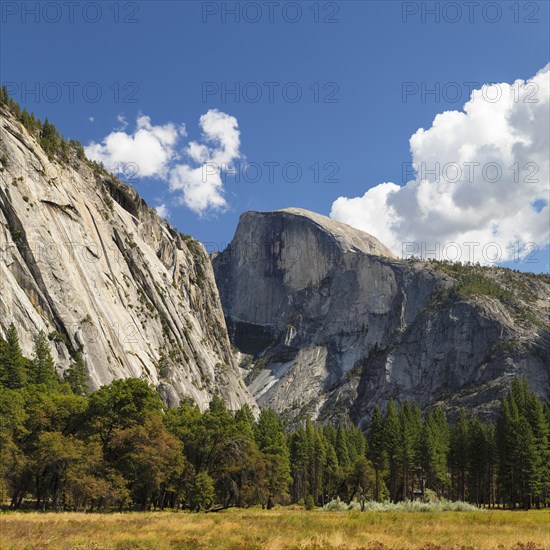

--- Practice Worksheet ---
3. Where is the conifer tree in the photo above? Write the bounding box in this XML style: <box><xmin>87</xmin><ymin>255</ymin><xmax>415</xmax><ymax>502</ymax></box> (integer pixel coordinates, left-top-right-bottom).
<box><xmin>30</xmin><ymin>331</ymin><xmax>58</xmax><ymax>387</ymax></box>
<box><xmin>467</xmin><ymin>416</ymin><xmax>486</xmax><ymax>505</ymax></box>
<box><xmin>368</xmin><ymin>406</ymin><xmax>386</xmax><ymax>501</ymax></box>
<box><xmin>64</xmin><ymin>352</ymin><xmax>88</xmax><ymax>396</ymax></box>
<box><xmin>399</xmin><ymin>402</ymin><xmax>417</xmax><ymax>500</ymax></box>
<box><xmin>0</xmin><ymin>324</ymin><xmax>26</xmax><ymax>389</ymax></box>
<box><xmin>255</xmin><ymin>409</ymin><xmax>291</xmax><ymax>507</ymax></box>
<box><xmin>384</xmin><ymin>399</ymin><xmax>401</xmax><ymax>501</ymax></box>
<box><xmin>335</xmin><ymin>421</ymin><xmax>351</xmax><ymax>469</ymax></box>
<box><xmin>450</xmin><ymin>409</ymin><xmax>469</xmax><ymax>500</ymax></box>
<box><xmin>420</xmin><ymin>411</ymin><xmax>450</xmax><ymax>497</ymax></box>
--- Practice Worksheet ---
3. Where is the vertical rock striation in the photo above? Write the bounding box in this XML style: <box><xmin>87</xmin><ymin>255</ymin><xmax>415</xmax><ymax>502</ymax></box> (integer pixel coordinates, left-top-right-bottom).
<box><xmin>0</xmin><ymin>104</ymin><xmax>254</xmax><ymax>410</ymax></box>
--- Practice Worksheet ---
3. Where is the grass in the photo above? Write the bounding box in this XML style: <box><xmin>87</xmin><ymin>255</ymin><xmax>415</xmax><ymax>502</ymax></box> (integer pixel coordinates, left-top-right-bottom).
<box><xmin>1</xmin><ymin>508</ymin><xmax>549</xmax><ymax>549</ymax></box>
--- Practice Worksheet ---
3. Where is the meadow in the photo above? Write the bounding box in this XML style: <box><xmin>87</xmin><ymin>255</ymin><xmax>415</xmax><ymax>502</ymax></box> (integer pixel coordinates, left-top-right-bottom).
<box><xmin>0</xmin><ymin>508</ymin><xmax>548</xmax><ymax>550</ymax></box>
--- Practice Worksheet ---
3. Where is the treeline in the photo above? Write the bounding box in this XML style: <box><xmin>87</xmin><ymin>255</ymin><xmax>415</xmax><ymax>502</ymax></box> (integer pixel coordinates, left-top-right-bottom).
<box><xmin>0</xmin><ymin>324</ymin><xmax>548</xmax><ymax>511</ymax></box>
<box><xmin>0</xmin><ymin>86</ymin><xmax>85</xmax><ymax>162</ymax></box>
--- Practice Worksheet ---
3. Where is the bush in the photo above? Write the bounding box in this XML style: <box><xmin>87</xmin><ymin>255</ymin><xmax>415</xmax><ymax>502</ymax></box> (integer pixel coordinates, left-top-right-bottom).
<box><xmin>304</xmin><ymin>494</ymin><xmax>315</xmax><ymax>510</ymax></box>
<box><xmin>323</xmin><ymin>498</ymin><xmax>482</xmax><ymax>513</ymax></box>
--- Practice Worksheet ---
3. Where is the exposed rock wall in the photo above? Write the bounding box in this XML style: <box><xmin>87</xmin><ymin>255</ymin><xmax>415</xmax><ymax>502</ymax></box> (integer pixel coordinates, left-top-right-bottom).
<box><xmin>0</xmin><ymin>105</ymin><xmax>254</xmax><ymax>411</ymax></box>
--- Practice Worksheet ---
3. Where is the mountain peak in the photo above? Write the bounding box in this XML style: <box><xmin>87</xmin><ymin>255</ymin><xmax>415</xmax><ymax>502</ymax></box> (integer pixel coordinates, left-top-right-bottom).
<box><xmin>242</xmin><ymin>208</ymin><xmax>396</xmax><ymax>259</ymax></box>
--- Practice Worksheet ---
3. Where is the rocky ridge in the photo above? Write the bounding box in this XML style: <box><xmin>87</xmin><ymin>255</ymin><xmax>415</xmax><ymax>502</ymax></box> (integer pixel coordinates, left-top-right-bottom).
<box><xmin>213</xmin><ymin>208</ymin><xmax>550</xmax><ymax>426</ymax></box>
<box><xmin>0</xmin><ymin>104</ymin><xmax>254</xmax><ymax>410</ymax></box>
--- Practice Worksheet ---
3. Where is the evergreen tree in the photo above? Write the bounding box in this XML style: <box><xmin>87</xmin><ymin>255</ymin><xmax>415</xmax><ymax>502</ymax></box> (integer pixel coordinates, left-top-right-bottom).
<box><xmin>450</xmin><ymin>409</ymin><xmax>469</xmax><ymax>501</ymax></box>
<box><xmin>235</xmin><ymin>404</ymin><xmax>256</xmax><ymax>440</ymax></box>
<box><xmin>30</xmin><ymin>331</ymin><xmax>58</xmax><ymax>388</ymax></box>
<box><xmin>524</xmin><ymin>390</ymin><xmax>549</xmax><ymax>508</ymax></box>
<box><xmin>189</xmin><ymin>471</ymin><xmax>214</xmax><ymax>511</ymax></box>
<box><xmin>255</xmin><ymin>409</ymin><xmax>291</xmax><ymax>507</ymax></box>
<box><xmin>289</xmin><ymin>427</ymin><xmax>309</xmax><ymax>502</ymax></box>
<box><xmin>323</xmin><ymin>437</ymin><xmax>340</xmax><ymax>503</ymax></box>
<box><xmin>64</xmin><ymin>353</ymin><xmax>89</xmax><ymax>396</ymax></box>
<box><xmin>399</xmin><ymin>402</ymin><xmax>417</xmax><ymax>500</ymax></box>
<box><xmin>467</xmin><ymin>416</ymin><xmax>487</xmax><ymax>505</ymax></box>
<box><xmin>420</xmin><ymin>411</ymin><xmax>450</xmax><ymax>497</ymax></box>
<box><xmin>384</xmin><ymin>400</ymin><xmax>401</xmax><ymax>502</ymax></box>
<box><xmin>0</xmin><ymin>324</ymin><xmax>26</xmax><ymax>389</ymax></box>
<box><xmin>335</xmin><ymin>421</ymin><xmax>351</xmax><ymax>469</ymax></box>
<box><xmin>40</xmin><ymin>118</ymin><xmax>61</xmax><ymax>159</ymax></box>
<box><xmin>368</xmin><ymin>406</ymin><xmax>386</xmax><ymax>501</ymax></box>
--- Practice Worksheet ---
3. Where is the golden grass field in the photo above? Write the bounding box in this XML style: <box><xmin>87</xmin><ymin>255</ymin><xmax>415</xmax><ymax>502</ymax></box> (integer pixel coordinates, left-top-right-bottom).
<box><xmin>0</xmin><ymin>508</ymin><xmax>549</xmax><ymax>550</ymax></box>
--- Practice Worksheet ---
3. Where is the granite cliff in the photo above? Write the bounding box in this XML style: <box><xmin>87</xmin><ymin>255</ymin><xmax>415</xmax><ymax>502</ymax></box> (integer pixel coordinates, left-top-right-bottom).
<box><xmin>0</xmin><ymin>103</ymin><xmax>253</xmax><ymax>410</ymax></box>
<box><xmin>213</xmin><ymin>208</ymin><xmax>550</xmax><ymax>426</ymax></box>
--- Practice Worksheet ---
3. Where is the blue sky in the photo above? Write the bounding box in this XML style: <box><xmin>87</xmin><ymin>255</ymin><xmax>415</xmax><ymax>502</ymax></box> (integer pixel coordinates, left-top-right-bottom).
<box><xmin>1</xmin><ymin>1</ymin><xmax>549</xmax><ymax>271</ymax></box>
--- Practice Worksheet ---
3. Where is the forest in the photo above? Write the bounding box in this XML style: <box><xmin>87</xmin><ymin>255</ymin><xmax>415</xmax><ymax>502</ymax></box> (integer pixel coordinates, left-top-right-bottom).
<box><xmin>1</xmin><ymin>323</ymin><xmax>548</xmax><ymax>513</ymax></box>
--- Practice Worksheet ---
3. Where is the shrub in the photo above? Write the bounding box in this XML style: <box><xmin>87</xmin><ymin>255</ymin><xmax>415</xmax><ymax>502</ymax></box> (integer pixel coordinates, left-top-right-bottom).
<box><xmin>304</xmin><ymin>494</ymin><xmax>315</xmax><ymax>510</ymax></box>
<box><xmin>323</xmin><ymin>498</ymin><xmax>482</xmax><ymax>513</ymax></box>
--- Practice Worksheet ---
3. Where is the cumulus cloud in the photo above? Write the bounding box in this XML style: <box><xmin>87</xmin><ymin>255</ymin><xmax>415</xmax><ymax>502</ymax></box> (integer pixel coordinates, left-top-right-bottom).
<box><xmin>331</xmin><ymin>65</ymin><xmax>549</xmax><ymax>265</ymax></box>
<box><xmin>85</xmin><ymin>115</ymin><xmax>184</xmax><ymax>179</ymax></box>
<box><xmin>155</xmin><ymin>203</ymin><xmax>169</xmax><ymax>219</ymax></box>
<box><xmin>169</xmin><ymin>110</ymin><xmax>241</xmax><ymax>214</ymax></box>
<box><xmin>85</xmin><ymin>109</ymin><xmax>240</xmax><ymax>215</ymax></box>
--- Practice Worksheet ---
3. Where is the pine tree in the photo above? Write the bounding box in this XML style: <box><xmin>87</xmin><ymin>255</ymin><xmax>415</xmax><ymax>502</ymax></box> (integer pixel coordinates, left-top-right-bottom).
<box><xmin>289</xmin><ymin>427</ymin><xmax>309</xmax><ymax>502</ymax></box>
<box><xmin>368</xmin><ymin>406</ymin><xmax>386</xmax><ymax>501</ymax></box>
<box><xmin>496</xmin><ymin>395</ymin><xmax>518</xmax><ymax>507</ymax></box>
<box><xmin>255</xmin><ymin>409</ymin><xmax>291</xmax><ymax>507</ymax></box>
<box><xmin>335</xmin><ymin>421</ymin><xmax>351</xmax><ymax>469</ymax></box>
<box><xmin>64</xmin><ymin>352</ymin><xmax>88</xmax><ymax>396</ymax></box>
<box><xmin>515</xmin><ymin>416</ymin><xmax>538</xmax><ymax>509</ymax></box>
<box><xmin>420</xmin><ymin>411</ymin><xmax>450</xmax><ymax>498</ymax></box>
<box><xmin>235</xmin><ymin>404</ymin><xmax>256</xmax><ymax>440</ymax></box>
<box><xmin>311</xmin><ymin>425</ymin><xmax>327</xmax><ymax>504</ymax></box>
<box><xmin>467</xmin><ymin>416</ymin><xmax>487</xmax><ymax>505</ymax></box>
<box><xmin>524</xmin><ymin>390</ymin><xmax>549</xmax><ymax>508</ymax></box>
<box><xmin>322</xmin><ymin>437</ymin><xmax>339</xmax><ymax>503</ymax></box>
<box><xmin>384</xmin><ymin>399</ymin><xmax>401</xmax><ymax>502</ymax></box>
<box><xmin>188</xmin><ymin>471</ymin><xmax>214</xmax><ymax>511</ymax></box>
<box><xmin>40</xmin><ymin>118</ymin><xmax>61</xmax><ymax>159</ymax></box>
<box><xmin>30</xmin><ymin>331</ymin><xmax>58</xmax><ymax>387</ymax></box>
<box><xmin>450</xmin><ymin>409</ymin><xmax>469</xmax><ymax>501</ymax></box>
<box><xmin>399</xmin><ymin>402</ymin><xmax>417</xmax><ymax>500</ymax></box>
<box><xmin>0</xmin><ymin>324</ymin><xmax>26</xmax><ymax>389</ymax></box>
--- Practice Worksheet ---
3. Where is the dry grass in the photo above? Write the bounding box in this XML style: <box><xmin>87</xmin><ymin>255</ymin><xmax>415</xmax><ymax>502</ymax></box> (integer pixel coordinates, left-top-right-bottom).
<box><xmin>0</xmin><ymin>508</ymin><xmax>548</xmax><ymax>550</ymax></box>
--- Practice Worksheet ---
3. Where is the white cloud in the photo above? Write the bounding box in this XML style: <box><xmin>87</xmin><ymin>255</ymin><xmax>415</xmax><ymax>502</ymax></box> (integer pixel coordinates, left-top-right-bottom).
<box><xmin>85</xmin><ymin>115</ymin><xmax>184</xmax><ymax>179</ymax></box>
<box><xmin>169</xmin><ymin>109</ymin><xmax>241</xmax><ymax>214</ymax></box>
<box><xmin>155</xmin><ymin>203</ymin><xmax>169</xmax><ymax>219</ymax></box>
<box><xmin>116</xmin><ymin>113</ymin><xmax>128</xmax><ymax>130</ymax></box>
<box><xmin>169</xmin><ymin>164</ymin><xmax>228</xmax><ymax>213</ymax></box>
<box><xmin>85</xmin><ymin>109</ymin><xmax>240</xmax><ymax>215</ymax></box>
<box><xmin>88</xmin><ymin>117</ymin><xmax>94</xmax><ymax>123</ymax></box>
<box><xmin>331</xmin><ymin>65</ymin><xmax>550</xmax><ymax>265</ymax></box>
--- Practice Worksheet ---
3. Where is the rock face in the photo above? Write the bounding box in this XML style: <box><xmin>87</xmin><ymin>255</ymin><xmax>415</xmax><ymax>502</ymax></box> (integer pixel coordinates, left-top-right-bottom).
<box><xmin>0</xmin><ymin>105</ymin><xmax>254</xmax><ymax>411</ymax></box>
<box><xmin>213</xmin><ymin>208</ymin><xmax>550</xmax><ymax>426</ymax></box>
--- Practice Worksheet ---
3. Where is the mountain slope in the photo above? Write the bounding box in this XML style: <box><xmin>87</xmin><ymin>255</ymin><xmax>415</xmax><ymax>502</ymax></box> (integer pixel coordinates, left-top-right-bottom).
<box><xmin>213</xmin><ymin>208</ymin><xmax>550</xmax><ymax>426</ymax></box>
<box><xmin>0</xmin><ymin>103</ymin><xmax>254</xmax><ymax>410</ymax></box>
